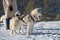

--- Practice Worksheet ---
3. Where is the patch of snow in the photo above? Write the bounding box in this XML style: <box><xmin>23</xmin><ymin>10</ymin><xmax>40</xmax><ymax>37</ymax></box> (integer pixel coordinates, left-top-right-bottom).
<box><xmin>0</xmin><ymin>21</ymin><xmax>60</xmax><ymax>40</ymax></box>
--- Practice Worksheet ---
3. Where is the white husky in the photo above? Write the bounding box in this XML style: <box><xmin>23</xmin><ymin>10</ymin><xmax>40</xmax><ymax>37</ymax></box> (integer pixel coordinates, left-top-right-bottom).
<box><xmin>10</xmin><ymin>8</ymin><xmax>42</xmax><ymax>35</ymax></box>
<box><xmin>0</xmin><ymin>15</ymin><xmax>8</xmax><ymax>29</ymax></box>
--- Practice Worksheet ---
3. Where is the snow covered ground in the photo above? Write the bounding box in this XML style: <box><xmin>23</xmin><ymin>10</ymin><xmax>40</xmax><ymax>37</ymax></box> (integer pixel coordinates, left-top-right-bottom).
<box><xmin>0</xmin><ymin>21</ymin><xmax>60</xmax><ymax>40</ymax></box>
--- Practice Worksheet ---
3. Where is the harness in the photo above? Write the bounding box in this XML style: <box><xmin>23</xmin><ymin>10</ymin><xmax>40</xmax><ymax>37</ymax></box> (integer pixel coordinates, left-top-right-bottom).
<box><xmin>18</xmin><ymin>16</ymin><xmax>25</xmax><ymax>22</ymax></box>
<box><xmin>29</xmin><ymin>14</ymin><xmax>35</xmax><ymax>22</ymax></box>
<box><xmin>17</xmin><ymin>14</ymin><xmax>35</xmax><ymax>23</ymax></box>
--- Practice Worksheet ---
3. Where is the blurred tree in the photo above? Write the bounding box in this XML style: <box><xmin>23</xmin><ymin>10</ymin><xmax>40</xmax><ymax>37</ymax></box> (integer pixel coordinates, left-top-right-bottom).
<box><xmin>23</xmin><ymin>0</ymin><xmax>35</xmax><ymax>15</ymax></box>
<box><xmin>48</xmin><ymin>13</ymin><xmax>56</xmax><ymax>21</ymax></box>
<box><xmin>42</xmin><ymin>0</ymin><xmax>50</xmax><ymax>21</ymax></box>
<box><xmin>55</xmin><ymin>13</ymin><xmax>60</xmax><ymax>21</ymax></box>
<box><xmin>0</xmin><ymin>0</ymin><xmax>4</xmax><ymax>17</ymax></box>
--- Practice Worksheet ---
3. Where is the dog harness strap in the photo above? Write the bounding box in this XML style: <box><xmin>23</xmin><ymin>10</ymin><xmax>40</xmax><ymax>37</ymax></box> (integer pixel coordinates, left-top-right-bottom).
<box><xmin>18</xmin><ymin>16</ymin><xmax>25</xmax><ymax>22</ymax></box>
<box><xmin>29</xmin><ymin>14</ymin><xmax>35</xmax><ymax>22</ymax></box>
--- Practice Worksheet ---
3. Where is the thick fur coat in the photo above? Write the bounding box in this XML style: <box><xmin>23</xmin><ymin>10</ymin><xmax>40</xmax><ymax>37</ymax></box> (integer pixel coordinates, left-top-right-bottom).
<box><xmin>10</xmin><ymin>8</ymin><xmax>42</xmax><ymax>35</ymax></box>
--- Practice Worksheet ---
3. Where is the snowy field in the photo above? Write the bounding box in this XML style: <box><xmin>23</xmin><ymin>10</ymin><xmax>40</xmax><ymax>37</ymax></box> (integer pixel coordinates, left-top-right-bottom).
<box><xmin>0</xmin><ymin>21</ymin><xmax>60</xmax><ymax>40</ymax></box>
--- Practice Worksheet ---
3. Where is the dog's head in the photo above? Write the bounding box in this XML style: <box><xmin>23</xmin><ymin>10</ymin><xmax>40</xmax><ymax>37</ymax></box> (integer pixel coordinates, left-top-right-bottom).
<box><xmin>31</xmin><ymin>8</ymin><xmax>42</xmax><ymax>22</ymax></box>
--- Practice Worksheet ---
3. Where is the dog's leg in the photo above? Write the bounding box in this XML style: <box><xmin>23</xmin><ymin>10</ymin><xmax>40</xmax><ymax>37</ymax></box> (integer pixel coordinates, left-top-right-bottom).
<box><xmin>10</xmin><ymin>30</ymin><xmax>13</xmax><ymax>35</ymax></box>
<box><xmin>27</xmin><ymin>22</ymin><xmax>35</xmax><ymax>35</ymax></box>
<box><xmin>3</xmin><ymin>20</ymin><xmax>8</xmax><ymax>30</ymax></box>
<box><xmin>19</xmin><ymin>26</ymin><xmax>21</xmax><ymax>33</ymax></box>
<box><xmin>14</xmin><ymin>30</ymin><xmax>17</xmax><ymax>34</ymax></box>
<box><xmin>10</xmin><ymin>30</ymin><xmax>17</xmax><ymax>35</ymax></box>
<box><xmin>10</xmin><ymin>26</ymin><xmax>17</xmax><ymax>35</ymax></box>
<box><xmin>19</xmin><ymin>25</ymin><xmax>24</xmax><ymax>34</ymax></box>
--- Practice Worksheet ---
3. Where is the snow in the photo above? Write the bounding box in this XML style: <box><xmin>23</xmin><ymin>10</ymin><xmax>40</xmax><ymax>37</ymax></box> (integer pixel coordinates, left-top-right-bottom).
<box><xmin>0</xmin><ymin>21</ymin><xmax>60</xmax><ymax>40</ymax></box>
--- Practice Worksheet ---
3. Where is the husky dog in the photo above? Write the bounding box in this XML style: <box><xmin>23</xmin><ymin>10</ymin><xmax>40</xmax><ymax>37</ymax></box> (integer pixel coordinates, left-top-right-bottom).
<box><xmin>10</xmin><ymin>11</ymin><xmax>22</xmax><ymax>34</ymax></box>
<box><xmin>10</xmin><ymin>8</ymin><xmax>42</xmax><ymax>35</ymax></box>
<box><xmin>1</xmin><ymin>15</ymin><xmax>6</xmax><ymax>22</ymax></box>
<box><xmin>0</xmin><ymin>15</ymin><xmax>8</xmax><ymax>29</ymax></box>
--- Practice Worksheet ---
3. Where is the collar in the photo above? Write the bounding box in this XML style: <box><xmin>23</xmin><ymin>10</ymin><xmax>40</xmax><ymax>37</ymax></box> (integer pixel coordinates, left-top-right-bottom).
<box><xmin>29</xmin><ymin>14</ymin><xmax>35</xmax><ymax>22</ymax></box>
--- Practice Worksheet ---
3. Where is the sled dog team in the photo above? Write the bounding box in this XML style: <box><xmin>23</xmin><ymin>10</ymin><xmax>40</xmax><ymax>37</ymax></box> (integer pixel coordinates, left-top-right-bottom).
<box><xmin>1</xmin><ymin>8</ymin><xmax>42</xmax><ymax>35</ymax></box>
